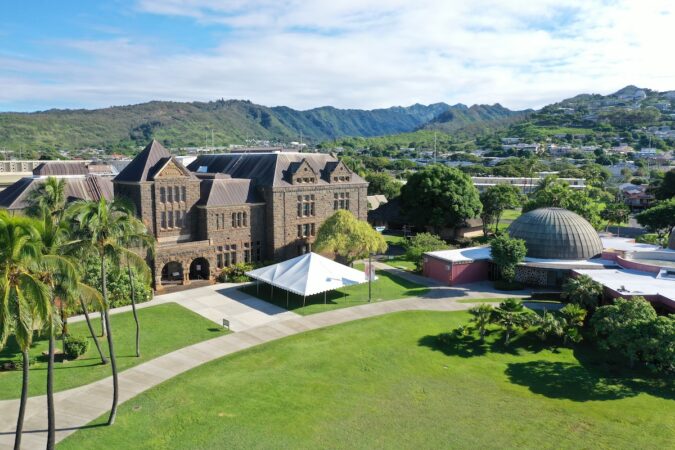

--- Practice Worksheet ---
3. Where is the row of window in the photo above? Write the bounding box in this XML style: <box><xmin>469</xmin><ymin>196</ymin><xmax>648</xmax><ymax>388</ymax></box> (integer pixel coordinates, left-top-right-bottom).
<box><xmin>334</xmin><ymin>192</ymin><xmax>350</xmax><ymax>210</ymax></box>
<box><xmin>333</xmin><ymin>176</ymin><xmax>351</xmax><ymax>182</ymax></box>
<box><xmin>215</xmin><ymin>242</ymin><xmax>262</xmax><ymax>268</ymax></box>
<box><xmin>297</xmin><ymin>223</ymin><xmax>316</xmax><ymax>238</ymax></box>
<box><xmin>160</xmin><ymin>210</ymin><xmax>187</xmax><ymax>229</ymax></box>
<box><xmin>295</xmin><ymin>177</ymin><xmax>316</xmax><ymax>183</ymax></box>
<box><xmin>297</xmin><ymin>195</ymin><xmax>316</xmax><ymax>218</ymax></box>
<box><xmin>159</xmin><ymin>186</ymin><xmax>187</xmax><ymax>203</ymax></box>
<box><xmin>215</xmin><ymin>212</ymin><xmax>248</xmax><ymax>230</ymax></box>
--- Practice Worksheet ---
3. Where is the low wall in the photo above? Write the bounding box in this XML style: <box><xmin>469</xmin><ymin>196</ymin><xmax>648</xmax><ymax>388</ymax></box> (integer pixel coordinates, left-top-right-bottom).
<box><xmin>616</xmin><ymin>256</ymin><xmax>661</xmax><ymax>274</ymax></box>
<box><xmin>451</xmin><ymin>260</ymin><xmax>490</xmax><ymax>284</ymax></box>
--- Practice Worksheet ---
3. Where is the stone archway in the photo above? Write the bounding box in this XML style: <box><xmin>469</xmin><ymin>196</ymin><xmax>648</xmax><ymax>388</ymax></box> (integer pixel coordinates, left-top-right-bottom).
<box><xmin>161</xmin><ymin>261</ymin><xmax>184</xmax><ymax>285</ymax></box>
<box><xmin>189</xmin><ymin>257</ymin><xmax>210</xmax><ymax>281</ymax></box>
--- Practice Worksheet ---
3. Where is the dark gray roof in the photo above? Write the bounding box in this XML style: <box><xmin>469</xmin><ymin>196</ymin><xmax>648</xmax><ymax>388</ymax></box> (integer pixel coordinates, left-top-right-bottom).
<box><xmin>199</xmin><ymin>178</ymin><xmax>262</xmax><ymax>207</ymax></box>
<box><xmin>0</xmin><ymin>176</ymin><xmax>114</xmax><ymax>210</ymax></box>
<box><xmin>508</xmin><ymin>207</ymin><xmax>603</xmax><ymax>260</ymax></box>
<box><xmin>33</xmin><ymin>162</ymin><xmax>89</xmax><ymax>176</ymax></box>
<box><xmin>186</xmin><ymin>153</ymin><xmax>366</xmax><ymax>187</ymax></box>
<box><xmin>115</xmin><ymin>140</ymin><xmax>172</xmax><ymax>182</ymax></box>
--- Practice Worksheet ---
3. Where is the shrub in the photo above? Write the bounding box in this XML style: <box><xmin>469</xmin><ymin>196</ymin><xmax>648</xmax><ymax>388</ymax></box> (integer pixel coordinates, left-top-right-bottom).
<box><xmin>63</xmin><ymin>335</ymin><xmax>90</xmax><ymax>360</ymax></box>
<box><xmin>82</xmin><ymin>255</ymin><xmax>152</xmax><ymax>309</ymax></box>
<box><xmin>490</xmin><ymin>235</ymin><xmax>526</xmax><ymax>284</ymax></box>
<box><xmin>217</xmin><ymin>262</ymin><xmax>254</xmax><ymax>283</ymax></box>
<box><xmin>404</xmin><ymin>232</ymin><xmax>448</xmax><ymax>271</ymax></box>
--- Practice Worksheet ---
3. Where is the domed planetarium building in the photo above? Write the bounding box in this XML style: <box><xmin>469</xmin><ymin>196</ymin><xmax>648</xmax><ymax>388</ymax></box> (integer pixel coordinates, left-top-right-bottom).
<box><xmin>422</xmin><ymin>207</ymin><xmax>612</xmax><ymax>288</ymax></box>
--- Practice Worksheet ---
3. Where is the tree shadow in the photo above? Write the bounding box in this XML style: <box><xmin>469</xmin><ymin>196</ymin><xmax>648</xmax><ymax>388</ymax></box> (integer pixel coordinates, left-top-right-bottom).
<box><xmin>505</xmin><ymin>359</ymin><xmax>675</xmax><ymax>401</ymax></box>
<box><xmin>418</xmin><ymin>333</ymin><xmax>488</xmax><ymax>358</ymax></box>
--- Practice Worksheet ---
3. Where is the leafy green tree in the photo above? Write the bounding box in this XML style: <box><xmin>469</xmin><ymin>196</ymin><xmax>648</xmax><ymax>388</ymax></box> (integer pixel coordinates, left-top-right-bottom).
<box><xmin>479</xmin><ymin>184</ymin><xmax>522</xmax><ymax>235</ymax></box>
<box><xmin>652</xmin><ymin>169</ymin><xmax>675</xmax><ymax>200</ymax></box>
<box><xmin>365</xmin><ymin>172</ymin><xmax>402</xmax><ymax>199</ymax></box>
<box><xmin>561</xmin><ymin>275</ymin><xmax>603</xmax><ymax>310</ymax></box>
<box><xmin>404</xmin><ymin>233</ymin><xmax>447</xmax><ymax>271</ymax></box>
<box><xmin>638</xmin><ymin>315</ymin><xmax>675</xmax><ymax>373</ymax></box>
<box><xmin>400</xmin><ymin>165</ymin><xmax>482</xmax><ymax>232</ymax></box>
<box><xmin>468</xmin><ymin>303</ymin><xmax>494</xmax><ymax>342</ymax></box>
<box><xmin>0</xmin><ymin>212</ymin><xmax>52</xmax><ymax>449</ymax></box>
<box><xmin>492</xmin><ymin>299</ymin><xmax>532</xmax><ymax>345</ymax></box>
<box><xmin>523</xmin><ymin>177</ymin><xmax>604</xmax><ymax>229</ymax></box>
<box><xmin>490</xmin><ymin>235</ymin><xmax>527</xmax><ymax>284</ymax></box>
<box><xmin>601</xmin><ymin>201</ymin><xmax>630</xmax><ymax>234</ymax></box>
<box><xmin>315</xmin><ymin>210</ymin><xmax>387</xmax><ymax>265</ymax></box>
<box><xmin>591</xmin><ymin>297</ymin><xmax>657</xmax><ymax>368</ymax></box>
<box><xmin>558</xmin><ymin>303</ymin><xmax>587</xmax><ymax>345</ymax></box>
<box><xmin>636</xmin><ymin>198</ymin><xmax>675</xmax><ymax>240</ymax></box>
<box><xmin>26</xmin><ymin>177</ymin><xmax>66</xmax><ymax>221</ymax></box>
<box><xmin>69</xmin><ymin>198</ymin><xmax>151</xmax><ymax>426</ymax></box>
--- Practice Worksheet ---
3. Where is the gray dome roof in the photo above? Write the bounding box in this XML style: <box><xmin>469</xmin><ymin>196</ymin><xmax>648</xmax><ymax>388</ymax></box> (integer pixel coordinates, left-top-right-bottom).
<box><xmin>508</xmin><ymin>208</ymin><xmax>603</xmax><ymax>260</ymax></box>
<box><xmin>669</xmin><ymin>227</ymin><xmax>675</xmax><ymax>250</ymax></box>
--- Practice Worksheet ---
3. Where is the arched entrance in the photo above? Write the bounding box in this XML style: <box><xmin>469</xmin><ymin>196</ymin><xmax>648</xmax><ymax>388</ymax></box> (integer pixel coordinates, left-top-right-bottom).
<box><xmin>189</xmin><ymin>258</ymin><xmax>210</xmax><ymax>281</ymax></box>
<box><xmin>161</xmin><ymin>261</ymin><xmax>184</xmax><ymax>285</ymax></box>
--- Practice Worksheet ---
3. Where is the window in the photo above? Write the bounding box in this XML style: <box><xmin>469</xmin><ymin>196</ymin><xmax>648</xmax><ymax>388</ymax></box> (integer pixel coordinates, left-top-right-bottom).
<box><xmin>161</xmin><ymin>211</ymin><xmax>167</xmax><ymax>229</ymax></box>
<box><xmin>217</xmin><ymin>254</ymin><xmax>223</xmax><ymax>269</ymax></box>
<box><xmin>232</xmin><ymin>213</ymin><xmax>236</xmax><ymax>227</ymax></box>
<box><xmin>168</xmin><ymin>211</ymin><xmax>174</xmax><ymax>228</ymax></box>
<box><xmin>159</xmin><ymin>187</ymin><xmax>166</xmax><ymax>203</ymax></box>
<box><xmin>175</xmin><ymin>211</ymin><xmax>181</xmax><ymax>228</ymax></box>
<box><xmin>216</xmin><ymin>214</ymin><xmax>221</xmax><ymax>230</ymax></box>
<box><xmin>167</xmin><ymin>187</ymin><xmax>173</xmax><ymax>202</ymax></box>
<box><xmin>243</xmin><ymin>212</ymin><xmax>247</xmax><ymax>226</ymax></box>
<box><xmin>297</xmin><ymin>195</ymin><xmax>315</xmax><ymax>217</ymax></box>
<box><xmin>334</xmin><ymin>192</ymin><xmax>350</xmax><ymax>210</ymax></box>
<box><xmin>237</xmin><ymin>212</ymin><xmax>242</xmax><ymax>227</ymax></box>
<box><xmin>174</xmin><ymin>186</ymin><xmax>180</xmax><ymax>202</ymax></box>
<box><xmin>181</xmin><ymin>186</ymin><xmax>187</xmax><ymax>202</ymax></box>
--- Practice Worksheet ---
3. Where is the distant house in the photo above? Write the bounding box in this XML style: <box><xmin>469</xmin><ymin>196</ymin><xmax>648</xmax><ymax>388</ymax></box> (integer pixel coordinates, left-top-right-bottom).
<box><xmin>367</xmin><ymin>194</ymin><xmax>388</xmax><ymax>210</ymax></box>
<box><xmin>619</xmin><ymin>183</ymin><xmax>654</xmax><ymax>211</ymax></box>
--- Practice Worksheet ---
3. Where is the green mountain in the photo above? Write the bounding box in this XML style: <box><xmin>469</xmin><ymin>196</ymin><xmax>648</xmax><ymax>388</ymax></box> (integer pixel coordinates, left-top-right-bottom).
<box><xmin>0</xmin><ymin>99</ymin><xmax>522</xmax><ymax>153</ymax></box>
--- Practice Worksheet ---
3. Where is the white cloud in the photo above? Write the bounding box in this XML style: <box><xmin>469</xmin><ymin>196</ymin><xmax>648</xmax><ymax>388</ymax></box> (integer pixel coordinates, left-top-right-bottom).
<box><xmin>1</xmin><ymin>0</ymin><xmax>675</xmax><ymax>111</ymax></box>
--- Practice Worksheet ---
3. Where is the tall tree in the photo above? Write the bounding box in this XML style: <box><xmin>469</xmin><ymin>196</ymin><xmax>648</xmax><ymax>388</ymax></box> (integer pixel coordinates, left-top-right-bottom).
<box><xmin>365</xmin><ymin>172</ymin><xmax>402</xmax><ymax>199</ymax></box>
<box><xmin>479</xmin><ymin>184</ymin><xmax>522</xmax><ymax>235</ymax></box>
<box><xmin>558</xmin><ymin>303</ymin><xmax>587</xmax><ymax>345</ymax></box>
<box><xmin>69</xmin><ymin>198</ymin><xmax>151</xmax><ymax>426</ymax></box>
<box><xmin>404</xmin><ymin>232</ymin><xmax>447</xmax><ymax>271</ymax></box>
<box><xmin>636</xmin><ymin>198</ymin><xmax>675</xmax><ymax>240</ymax></box>
<box><xmin>26</xmin><ymin>177</ymin><xmax>66</xmax><ymax>221</ymax></box>
<box><xmin>490</xmin><ymin>235</ymin><xmax>527</xmax><ymax>285</ymax></box>
<box><xmin>601</xmin><ymin>201</ymin><xmax>630</xmax><ymax>235</ymax></box>
<box><xmin>315</xmin><ymin>210</ymin><xmax>387</xmax><ymax>265</ymax></box>
<box><xmin>0</xmin><ymin>212</ymin><xmax>51</xmax><ymax>450</ymax></box>
<box><xmin>400</xmin><ymin>165</ymin><xmax>482</xmax><ymax>232</ymax></box>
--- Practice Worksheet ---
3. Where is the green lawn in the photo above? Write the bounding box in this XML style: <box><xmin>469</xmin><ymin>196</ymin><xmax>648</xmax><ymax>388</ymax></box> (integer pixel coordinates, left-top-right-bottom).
<box><xmin>500</xmin><ymin>208</ymin><xmax>522</xmax><ymax>221</ymax></box>
<box><xmin>382</xmin><ymin>233</ymin><xmax>407</xmax><ymax>246</ymax></box>
<box><xmin>59</xmin><ymin>311</ymin><xmax>675</xmax><ymax>449</ymax></box>
<box><xmin>382</xmin><ymin>256</ymin><xmax>418</xmax><ymax>272</ymax></box>
<box><xmin>0</xmin><ymin>303</ymin><xmax>227</xmax><ymax>400</ymax></box>
<box><xmin>239</xmin><ymin>268</ymin><xmax>428</xmax><ymax>315</ymax></box>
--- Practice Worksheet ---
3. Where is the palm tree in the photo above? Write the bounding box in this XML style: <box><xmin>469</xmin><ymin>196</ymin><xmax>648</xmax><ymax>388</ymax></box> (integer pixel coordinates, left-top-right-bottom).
<box><xmin>123</xmin><ymin>224</ymin><xmax>154</xmax><ymax>358</ymax></box>
<box><xmin>26</xmin><ymin>177</ymin><xmax>66</xmax><ymax>221</ymax></box>
<box><xmin>0</xmin><ymin>212</ymin><xmax>51</xmax><ymax>450</ymax></box>
<box><xmin>535</xmin><ymin>310</ymin><xmax>563</xmax><ymax>342</ymax></box>
<box><xmin>69</xmin><ymin>198</ymin><xmax>151</xmax><ymax>425</ymax></box>
<box><xmin>559</xmin><ymin>304</ymin><xmax>587</xmax><ymax>346</ymax></box>
<box><xmin>562</xmin><ymin>275</ymin><xmax>603</xmax><ymax>310</ymax></box>
<box><xmin>493</xmin><ymin>298</ymin><xmax>531</xmax><ymax>346</ymax></box>
<box><xmin>468</xmin><ymin>303</ymin><xmax>494</xmax><ymax>342</ymax></box>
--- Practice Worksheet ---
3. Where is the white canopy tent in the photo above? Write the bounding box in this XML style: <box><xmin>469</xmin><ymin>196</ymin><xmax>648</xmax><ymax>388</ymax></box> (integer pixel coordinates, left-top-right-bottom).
<box><xmin>245</xmin><ymin>252</ymin><xmax>371</xmax><ymax>306</ymax></box>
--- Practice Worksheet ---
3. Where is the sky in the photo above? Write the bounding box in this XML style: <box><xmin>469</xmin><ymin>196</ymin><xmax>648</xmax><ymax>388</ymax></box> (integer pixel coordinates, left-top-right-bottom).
<box><xmin>1</xmin><ymin>0</ymin><xmax>674</xmax><ymax>112</ymax></box>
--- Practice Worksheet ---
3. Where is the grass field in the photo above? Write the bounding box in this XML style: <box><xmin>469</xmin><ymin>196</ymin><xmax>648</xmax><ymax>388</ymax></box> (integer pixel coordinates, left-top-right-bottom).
<box><xmin>240</xmin><ymin>267</ymin><xmax>428</xmax><ymax>315</ymax></box>
<box><xmin>59</xmin><ymin>311</ymin><xmax>675</xmax><ymax>449</ymax></box>
<box><xmin>382</xmin><ymin>256</ymin><xmax>418</xmax><ymax>272</ymax></box>
<box><xmin>382</xmin><ymin>233</ymin><xmax>407</xmax><ymax>247</ymax></box>
<box><xmin>500</xmin><ymin>208</ymin><xmax>522</xmax><ymax>221</ymax></box>
<box><xmin>0</xmin><ymin>303</ymin><xmax>227</xmax><ymax>400</ymax></box>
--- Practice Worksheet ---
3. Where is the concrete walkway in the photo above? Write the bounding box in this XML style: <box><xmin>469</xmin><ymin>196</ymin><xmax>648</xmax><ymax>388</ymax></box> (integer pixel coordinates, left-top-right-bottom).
<box><xmin>0</xmin><ymin>296</ymin><xmax>474</xmax><ymax>449</ymax></box>
<box><xmin>69</xmin><ymin>282</ymin><xmax>300</xmax><ymax>332</ymax></box>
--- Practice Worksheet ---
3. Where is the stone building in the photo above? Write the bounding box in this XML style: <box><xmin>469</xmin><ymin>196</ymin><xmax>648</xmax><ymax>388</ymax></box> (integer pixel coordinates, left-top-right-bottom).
<box><xmin>113</xmin><ymin>141</ymin><xmax>368</xmax><ymax>290</ymax></box>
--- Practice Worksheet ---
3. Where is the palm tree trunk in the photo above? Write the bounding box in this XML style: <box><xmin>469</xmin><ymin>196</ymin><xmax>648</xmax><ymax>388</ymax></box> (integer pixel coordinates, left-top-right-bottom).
<box><xmin>80</xmin><ymin>298</ymin><xmax>108</xmax><ymax>364</ymax></box>
<box><xmin>127</xmin><ymin>260</ymin><xmax>140</xmax><ymax>358</ymax></box>
<box><xmin>101</xmin><ymin>256</ymin><xmax>119</xmax><ymax>426</ymax></box>
<box><xmin>100</xmin><ymin>311</ymin><xmax>106</xmax><ymax>337</ymax></box>
<box><xmin>14</xmin><ymin>349</ymin><xmax>29</xmax><ymax>450</ymax></box>
<box><xmin>47</xmin><ymin>319</ymin><xmax>56</xmax><ymax>450</ymax></box>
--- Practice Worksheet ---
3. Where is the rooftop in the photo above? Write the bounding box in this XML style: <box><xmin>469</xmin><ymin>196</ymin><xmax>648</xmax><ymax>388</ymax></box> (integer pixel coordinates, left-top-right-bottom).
<box><xmin>574</xmin><ymin>268</ymin><xmax>675</xmax><ymax>307</ymax></box>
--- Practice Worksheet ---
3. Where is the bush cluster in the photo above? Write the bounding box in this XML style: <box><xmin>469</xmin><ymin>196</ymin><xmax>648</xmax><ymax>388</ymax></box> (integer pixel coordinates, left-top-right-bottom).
<box><xmin>217</xmin><ymin>262</ymin><xmax>254</xmax><ymax>283</ymax></box>
<box><xmin>63</xmin><ymin>335</ymin><xmax>90</xmax><ymax>360</ymax></box>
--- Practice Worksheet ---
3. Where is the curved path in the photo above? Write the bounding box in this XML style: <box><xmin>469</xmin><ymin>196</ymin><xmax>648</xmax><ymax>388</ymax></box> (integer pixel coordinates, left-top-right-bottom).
<box><xmin>0</xmin><ymin>264</ymin><xmax>531</xmax><ymax>449</ymax></box>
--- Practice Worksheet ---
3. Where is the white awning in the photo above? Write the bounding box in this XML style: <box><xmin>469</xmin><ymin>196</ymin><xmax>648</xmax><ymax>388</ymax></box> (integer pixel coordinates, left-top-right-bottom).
<box><xmin>245</xmin><ymin>252</ymin><xmax>369</xmax><ymax>296</ymax></box>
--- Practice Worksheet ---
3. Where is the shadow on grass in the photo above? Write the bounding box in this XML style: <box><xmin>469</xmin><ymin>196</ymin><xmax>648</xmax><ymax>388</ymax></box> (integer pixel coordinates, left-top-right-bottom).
<box><xmin>419</xmin><ymin>330</ymin><xmax>675</xmax><ymax>402</ymax></box>
<box><xmin>505</xmin><ymin>356</ymin><xmax>675</xmax><ymax>402</ymax></box>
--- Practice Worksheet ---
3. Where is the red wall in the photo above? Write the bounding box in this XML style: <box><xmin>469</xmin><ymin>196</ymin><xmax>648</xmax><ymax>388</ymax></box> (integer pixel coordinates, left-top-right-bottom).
<box><xmin>452</xmin><ymin>261</ymin><xmax>490</xmax><ymax>284</ymax></box>
<box><xmin>616</xmin><ymin>256</ymin><xmax>661</xmax><ymax>274</ymax></box>
<box><xmin>423</xmin><ymin>256</ymin><xmax>451</xmax><ymax>284</ymax></box>
<box><xmin>423</xmin><ymin>256</ymin><xmax>490</xmax><ymax>285</ymax></box>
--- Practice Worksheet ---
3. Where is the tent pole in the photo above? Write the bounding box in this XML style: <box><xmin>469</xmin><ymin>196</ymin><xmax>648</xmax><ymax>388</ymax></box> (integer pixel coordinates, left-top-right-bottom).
<box><xmin>286</xmin><ymin>290</ymin><xmax>289</xmax><ymax>308</ymax></box>
<box><xmin>256</xmin><ymin>279</ymin><xmax>259</xmax><ymax>295</ymax></box>
<box><xmin>324</xmin><ymin>291</ymin><xmax>326</xmax><ymax>304</ymax></box>
<box><xmin>303</xmin><ymin>295</ymin><xmax>306</xmax><ymax>307</ymax></box>
<box><xmin>271</xmin><ymin>285</ymin><xmax>274</xmax><ymax>300</ymax></box>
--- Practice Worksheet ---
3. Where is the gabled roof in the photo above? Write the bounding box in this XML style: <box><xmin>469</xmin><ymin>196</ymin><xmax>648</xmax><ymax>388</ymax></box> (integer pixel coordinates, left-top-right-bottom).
<box><xmin>186</xmin><ymin>153</ymin><xmax>366</xmax><ymax>188</ymax></box>
<box><xmin>245</xmin><ymin>252</ymin><xmax>368</xmax><ymax>296</ymax></box>
<box><xmin>0</xmin><ymin>176</ymin><xmax>113</xmax><ymax>210</ymax></box>
<box><xmin>199</xmin><ymin>178</ymin><xmax>263</xmax><ymax>207</ymax></box>
<box><xmin>114</xmin><ymin>140</ymin><xmax>174</xmax><ymax>182</ymax></box>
